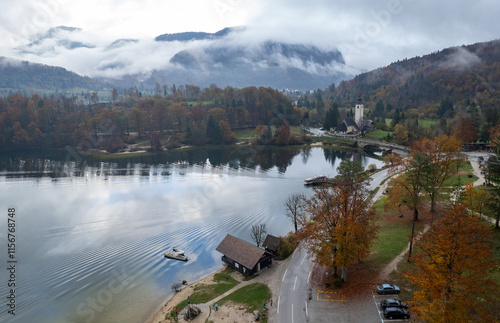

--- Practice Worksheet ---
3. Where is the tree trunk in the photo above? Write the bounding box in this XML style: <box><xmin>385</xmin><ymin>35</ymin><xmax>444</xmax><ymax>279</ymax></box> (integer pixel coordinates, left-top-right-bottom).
<box><xmin>430</xmin><ymin>194</ymin><xmax>436</xmax><ymax>213</ymax></box>
<box><xmin>341</xmin><ymin>267</ymin><xmax>347</xmax><ymax>282</ymax></box>
<box><xmin>408</xmin><ymin>213</ymin><xmax>417</xmax><ymax>261</ymax></box>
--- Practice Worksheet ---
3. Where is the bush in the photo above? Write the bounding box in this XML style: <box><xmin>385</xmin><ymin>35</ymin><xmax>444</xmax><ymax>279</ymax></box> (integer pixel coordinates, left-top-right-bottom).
<box><xmin>277</xmin><ymin>232</ymin><xmax>296</xmax><ymax>260</ymax></box>
<box><xmin>171</xmin><ymin>282</ymin><xmax>182</xmax><ymax>293</ymax></box>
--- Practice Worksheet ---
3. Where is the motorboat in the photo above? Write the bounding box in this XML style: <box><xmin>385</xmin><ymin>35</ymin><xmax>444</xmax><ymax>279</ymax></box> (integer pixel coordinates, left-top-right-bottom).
<box><xmin>304</xmin><ymin>175</ymin><xmax>330</xmax><ymax>186</ymax></box>
<box><xmin>164</xmin><ymin>248</ymin><xmax>189</xmax><ymax>261</ymax></box>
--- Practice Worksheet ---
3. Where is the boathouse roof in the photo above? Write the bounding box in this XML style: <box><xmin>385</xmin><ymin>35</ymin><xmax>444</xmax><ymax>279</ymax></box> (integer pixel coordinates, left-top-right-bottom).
<box><xmin>215</xmin><ymin>234</ymin><xmax>266</xmax><ymax>269</ymax></box>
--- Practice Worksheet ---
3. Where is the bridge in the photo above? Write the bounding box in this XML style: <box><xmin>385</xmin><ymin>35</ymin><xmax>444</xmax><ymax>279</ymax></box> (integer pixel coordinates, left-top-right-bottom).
<box><xmin>355</xmin><ymin>139</ymin><xmax>409</xmax><ymax>153</ymax></box>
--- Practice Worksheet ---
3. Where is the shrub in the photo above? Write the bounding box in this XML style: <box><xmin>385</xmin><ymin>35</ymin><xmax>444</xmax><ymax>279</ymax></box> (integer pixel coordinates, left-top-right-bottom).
<box><xmin>277</xmin><ymin>232</ymin><xmax>296</xmax><ymax>260</ymax></box>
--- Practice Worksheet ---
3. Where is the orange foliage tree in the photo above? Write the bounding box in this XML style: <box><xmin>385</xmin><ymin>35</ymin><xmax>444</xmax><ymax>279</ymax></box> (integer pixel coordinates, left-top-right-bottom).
<box><xmin>453</xmin><ymin>116</ymin><xmax>478</xmax><ymax>144</ymax></box>
<box><xmin>405</xmin><ymin>203</ymin><xmax>499</xmax><ymax>322</ymax></box>
<box><xmin>298</xmin><ymin>160</ymin><xmax>377</xmax><ymax>282</ymax></box>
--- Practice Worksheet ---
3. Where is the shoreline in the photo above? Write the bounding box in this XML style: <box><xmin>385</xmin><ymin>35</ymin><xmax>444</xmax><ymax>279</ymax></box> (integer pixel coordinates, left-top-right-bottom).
<box><xmin>145</xmin><ymin>267</ymin><xmax>225</xmax><ymax>323</ymax></box>
<box><xmin>146</xmin><ymin>255</ymin><xmax>292</xmax><ymax>323</ymax></box>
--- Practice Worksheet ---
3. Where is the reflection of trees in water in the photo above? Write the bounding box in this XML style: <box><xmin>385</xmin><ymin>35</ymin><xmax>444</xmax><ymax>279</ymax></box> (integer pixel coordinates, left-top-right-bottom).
<box><xmin>300</xmin><ymin>146</ymin><xmax>312</xmax><ymax>164</ymax></box>
<box><xmin>323</xmin><ymin>149</ymin><xmax>379</xmax><ymax>169</ymax></box>
<box><xmin>323</xmin><ymin>149</ymin><xmax>347</xmax><ymax>166</ymax></box>
<box><xmin>0</xmin><ymin>146</ymin><xmax>303</xmax><ymax>178</ymax></box>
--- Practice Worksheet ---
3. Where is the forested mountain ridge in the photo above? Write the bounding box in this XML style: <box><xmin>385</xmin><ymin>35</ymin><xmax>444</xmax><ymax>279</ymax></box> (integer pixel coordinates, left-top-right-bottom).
<box><xmin>0</xmin><ymin>57</ymin><xmax>106</xmax><ymax>95</ymax></box>
<box><xmin>8</xmin><ymin>25</ymin><xmax>353</xmax><ymax>91</ymax></box>
<box><xmin>332</xmin><ymin>39</ymin><xmax>500</xmax><ymax>112</ymax></box>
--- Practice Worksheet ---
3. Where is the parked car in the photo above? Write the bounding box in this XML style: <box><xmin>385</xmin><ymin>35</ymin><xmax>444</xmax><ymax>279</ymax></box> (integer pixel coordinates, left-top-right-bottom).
<box><xmin>383</xmin><ymin>307</ymin><xmax>410</xmax><ymax>320</ymax></box>
<box><xmin>377</xmin><ymin>284</ymin><xmax>400</xmax><ymax>294</ymax></box>
<box><xmin>380</xmin><ymin>298</ymin><xmax>408</xmax><ymax>309</ymax></box>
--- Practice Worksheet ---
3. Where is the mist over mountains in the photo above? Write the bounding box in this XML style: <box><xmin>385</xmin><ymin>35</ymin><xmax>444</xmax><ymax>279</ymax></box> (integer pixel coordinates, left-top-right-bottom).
<box><xmin>8</xmin><ymin>26</ymin><xmax>354</xmax><ymax>91</ymax></box>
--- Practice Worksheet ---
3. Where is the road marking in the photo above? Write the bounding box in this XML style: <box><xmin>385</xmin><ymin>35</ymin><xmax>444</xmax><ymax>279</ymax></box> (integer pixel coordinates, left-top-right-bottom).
<box><xmin>291</xmin><ymin>303</ymin><xmax>294</xmax><ymax>323</ymax></box>
<box><xmin>293</xmin><ymin>276</ymin><xmax>297</xmax><ymax>290</ymax></box>
<box><xmin>277</xmin><ymin>296</ymin><xmax>280</xmax><ymax>314</ymax></box>
<box><xmin>373</xmin><ymin>296</ymin><xmax>384</xmax><ymax>323</ymax></box>
<box><xmin>282</xmin><ymin>269</ymin><xmax>287</xmax><ymax>282</ymax></box>
<box><xmin>307</xmin><ymin>270</ymin><xmax>311</xmax><ymax>284</ymax></box>
<box><xmin>300</xmin><ymin>254</ymin><xmax>307</xmax><ymax>265</ymax></box>
<box><xmin>317</xmin><ymin>290</ymin><xmax>344</xmax><ymax>302</ymax></box>
<box><xmin>292</xmin><ymin>248</ymin><xmax>297</xmax><ymax>258</ymax></box>
<box><xmin>305</xmin><ymin>301</ymin><xmax>308</xmax><ymax>316</ymax></box>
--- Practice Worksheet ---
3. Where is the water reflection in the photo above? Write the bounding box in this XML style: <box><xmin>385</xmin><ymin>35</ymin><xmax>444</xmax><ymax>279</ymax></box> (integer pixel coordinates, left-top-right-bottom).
<box><xmin>0</xmin><ymin>147</ymin><xmax>382</xmax><ymax>179</ymax></box>
<box><xmin>0</xmin><ymin>147</ymin><xmax>384</xmax><ymax>323</ymax></box>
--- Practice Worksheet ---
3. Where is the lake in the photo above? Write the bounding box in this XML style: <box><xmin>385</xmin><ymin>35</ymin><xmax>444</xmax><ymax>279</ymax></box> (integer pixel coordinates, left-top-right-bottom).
<box><xmin>0</xmin><ymin>146</ymin><xmax>384</xmax><ymax>323</ymax></box>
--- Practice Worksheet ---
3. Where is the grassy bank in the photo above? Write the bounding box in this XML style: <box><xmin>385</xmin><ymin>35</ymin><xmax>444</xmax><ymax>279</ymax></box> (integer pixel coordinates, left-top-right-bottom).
<box><xmin>170</xmin><ymin>268</ymin><xmax>239</xmax><ymax>316</ymax></box>
<box><xmin>218</xmin><ymin>283</ymin><xmax>271</xmax><ymax>322</ymax></box>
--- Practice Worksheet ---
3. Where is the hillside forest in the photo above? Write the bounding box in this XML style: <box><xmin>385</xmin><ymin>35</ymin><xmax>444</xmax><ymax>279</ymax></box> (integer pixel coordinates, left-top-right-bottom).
<box><xmin>1</xmin><ymin>40</ymin><xmax>500</xmax><ymax>152</ymax></box>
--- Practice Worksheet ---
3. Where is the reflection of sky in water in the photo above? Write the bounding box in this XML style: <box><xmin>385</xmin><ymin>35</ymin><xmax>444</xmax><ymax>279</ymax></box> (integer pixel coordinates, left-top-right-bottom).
<box><xmin>0</xmin><ymin>148</ymin><xmax>383</xmax><ymax>323</ymax></box>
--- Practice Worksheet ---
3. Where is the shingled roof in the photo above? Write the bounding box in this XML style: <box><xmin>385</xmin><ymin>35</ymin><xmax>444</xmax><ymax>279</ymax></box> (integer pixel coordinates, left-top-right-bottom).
<box><xmin>263</xmin><ymin>234</ymin><xmax>280</xmax><ymax>253</ymax></box>
<box><xmin>215</xmin><ymin>234</ymin><xmax>266</xmax><ymax>269</ymax></box>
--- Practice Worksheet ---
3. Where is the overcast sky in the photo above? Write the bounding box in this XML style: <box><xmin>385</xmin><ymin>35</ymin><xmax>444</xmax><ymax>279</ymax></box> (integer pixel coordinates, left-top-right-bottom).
<box><xmin>0</xmin><ymin>0</ymin><xmax>499</xmax><ymax>71</ymax></box>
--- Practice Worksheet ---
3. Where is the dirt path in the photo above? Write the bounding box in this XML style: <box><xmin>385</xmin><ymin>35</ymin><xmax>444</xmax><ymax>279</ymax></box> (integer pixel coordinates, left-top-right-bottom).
<box><xmin>378</xmin><ymin>224</ymin><xmax>430</xmax><ymax>281</ymax></box>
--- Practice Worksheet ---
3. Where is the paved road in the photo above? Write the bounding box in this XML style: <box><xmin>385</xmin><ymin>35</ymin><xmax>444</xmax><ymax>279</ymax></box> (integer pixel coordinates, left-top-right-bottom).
<box><xmin>277</xmin><ymin>246</ymin><xmax>313</xmax><ymax>323</ymax></box>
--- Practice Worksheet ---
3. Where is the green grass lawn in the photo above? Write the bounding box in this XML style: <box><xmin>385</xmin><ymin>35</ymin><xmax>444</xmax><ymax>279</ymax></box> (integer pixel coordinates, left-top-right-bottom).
<box><xmin>367</xmin><ymin>199</ymin><xmax>423</xmax><ymax>267</ymax></box>
<box><xmin>234</xmin><ymin>125</ymin><xmax>305</xmax><ymax>142</ymax></box>
<box><xmin>218</xmin><ymin>282</ymin><xmax>271</xmax><ymax>321</ymax></box>
<box><xmin>234</xmin><ymin>128</ymin><xmax>256</xmax><ymax>141</ymax></box>
<box><xmin>366</xmin><ymin>129</ymin><xmax>391</xmax><ymax>140</ymax></box>
<box><xmin>418</xmin><ymin>119</ymin><xmax>439</xmax><ymax>128</ymax></box>
<box><xmin>170</xmin><ymin>268</ymin><xmax>239</xmax><ymax>316</ymax></box>
<box><xmin>443</xmin><ymin>161</ymin><xmax>478</xmax><ymax>185</ymax></box>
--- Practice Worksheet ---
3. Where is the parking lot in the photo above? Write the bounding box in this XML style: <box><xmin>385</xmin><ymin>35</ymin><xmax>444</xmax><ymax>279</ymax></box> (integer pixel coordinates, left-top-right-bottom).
<box><xmin>307</xmin><ymin>284</ymin><xmax>411</xmax><ymax>323</ymax></box>
<box><xmin>371</xmin><ymin>284</ymin><xmax>410</xmax><ymax>322</ymax></box>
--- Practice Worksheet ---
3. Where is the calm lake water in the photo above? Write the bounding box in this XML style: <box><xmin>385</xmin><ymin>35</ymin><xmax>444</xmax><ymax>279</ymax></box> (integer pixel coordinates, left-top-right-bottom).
<box><xmin>0</xmin><ymin>146</ymin><xmax>383</xmax><ymax>323</ymax></box>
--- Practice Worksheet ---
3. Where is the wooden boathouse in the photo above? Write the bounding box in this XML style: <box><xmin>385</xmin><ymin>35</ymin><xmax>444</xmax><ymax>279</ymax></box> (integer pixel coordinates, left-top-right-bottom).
<box><xmin>215</xmin><ymin>234</ymin><xmax>273</xmax><ymax>276</ymax></box>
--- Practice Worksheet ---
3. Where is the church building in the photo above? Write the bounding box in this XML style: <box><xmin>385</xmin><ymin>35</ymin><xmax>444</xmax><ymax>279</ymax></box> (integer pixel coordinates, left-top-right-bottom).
<box><xmin>334</xmin><ymin>96</ymin><xmax>372</xmax><ymax>135</ymax></box>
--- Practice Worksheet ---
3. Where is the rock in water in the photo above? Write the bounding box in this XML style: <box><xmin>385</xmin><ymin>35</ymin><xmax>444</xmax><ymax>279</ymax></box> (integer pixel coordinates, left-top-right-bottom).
<box><xmin>184</xmin><ymin>305</ymin><xmax>201</xmax><ymax>321</ymax></box>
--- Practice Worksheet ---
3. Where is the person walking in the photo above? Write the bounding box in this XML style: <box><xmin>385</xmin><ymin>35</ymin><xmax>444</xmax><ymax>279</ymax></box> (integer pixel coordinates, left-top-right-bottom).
<box><xmin>215</xmin><ymin>303</ymin><xmax>218</xmax><ymax>311</ymax></box>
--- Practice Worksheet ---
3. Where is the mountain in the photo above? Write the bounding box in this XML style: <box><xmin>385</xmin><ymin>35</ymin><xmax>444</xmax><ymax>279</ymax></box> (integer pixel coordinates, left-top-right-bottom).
<box><xmin>10</xmin><ymin>26</ymin><xmax>353</xmax><ymax>91</ymax></box>
<box><xmin>332</xmin><ymin>39</ymin><xmax>500</xmax><ymax>110</ymax></box>
<box><xmin>0</xmin><ymin>57</ymin><xmax>106</xmax><ymax>95</ymax></box>
<box><xmin>154</xmin><ymin>27</ymin><xmax>236</xmax><ymax>42</ymax></box>
<box><xmin>18</xmin><ymin>26</ymin><xmax>96</xmax><ymax>55</ymax></box>
<box><xmin>140</xmin><ymin>39</ymin><xmax>350</xmax><ymax>90</ymax></box>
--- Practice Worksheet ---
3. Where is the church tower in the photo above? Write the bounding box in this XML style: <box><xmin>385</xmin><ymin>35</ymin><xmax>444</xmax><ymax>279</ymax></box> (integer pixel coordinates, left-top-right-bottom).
<box><xmin>354</xmin><ymin>96</ymin><xmax>364</xmax><ymax>129</ymax></box>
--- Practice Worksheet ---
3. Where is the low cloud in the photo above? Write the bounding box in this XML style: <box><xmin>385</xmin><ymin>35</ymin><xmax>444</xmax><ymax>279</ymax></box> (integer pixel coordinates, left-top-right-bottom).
<box><xmin>438</xmin><ymin>47</ymin><xmax>481</xmax><ymax>70</ymax></box>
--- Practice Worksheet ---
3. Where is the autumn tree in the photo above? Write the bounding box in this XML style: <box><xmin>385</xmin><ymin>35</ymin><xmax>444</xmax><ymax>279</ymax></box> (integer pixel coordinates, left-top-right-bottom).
<box><xmin>254</xmin><ymin>125</ymin><xmax>271</xmax><ymax>144</ymax></box>
<box><xmin>386</xmin><ymin>153</ymin><xmax>432</xmax><ymax>260</ymax></box>
<box><xmin>411</xmin><ymin>135</ymin><xmax>462</xmax><ymax>215</ymax></box>
<box><xmin>298</xmin><ymin>160</ymin><xmax>376</xmax><ymax>282</ymax></box>
<box><xmin>218</xmin><ymin>120</ymin><xmax>236</xmax><ymax>144</ymax></box>
<box><xmin>393</xmin><ymin>123</ymin><xmax>409</xmax><ymax>145</ymax></box>
<box><xmin>12</xmin><ymin>121</ymin><xmax>29</xmax><ymax>147</ymax></box>
<box><xmin>453</xmin><ymin>116</ymin><xmax>478</xmax><ymax>144</ymax></box>
<box><xmin>284</xmin><ymin>194</ymin><xmax>306</xmax><ymax>233</ymax></box>
<box><xmin>274</xmin><ymin>122</ymin><xmax>291</xmax><ymax>146</ymax></box>
<box><xmin>251</xmin><ymin>224</ymin><xmax>267</xmax><ymax>248</ymax></box>
<box><xmin>461</xmin><ymin>182</ymin><xmax>489</xmax><ymax>218</ymax></box>
<box><xmin>405</xmin><ymin>203</ymin><xmax>498</xmax><ymax>322</ymax></box>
